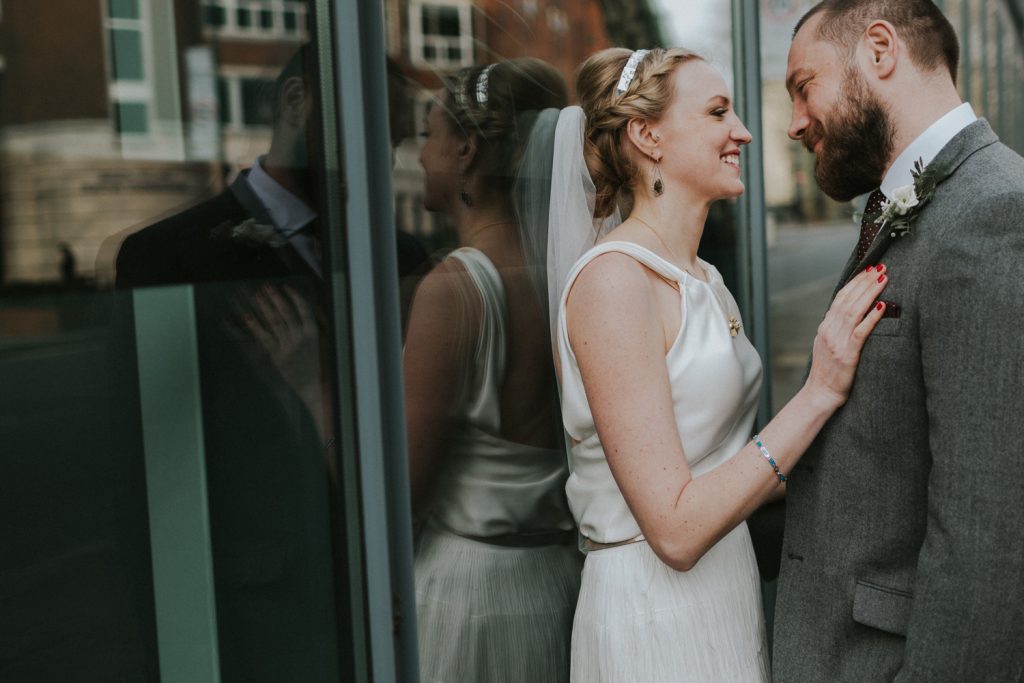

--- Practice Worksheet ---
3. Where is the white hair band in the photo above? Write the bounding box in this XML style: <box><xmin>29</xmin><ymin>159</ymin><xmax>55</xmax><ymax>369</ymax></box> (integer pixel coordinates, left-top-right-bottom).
<box><xmin>615</xmin><ymin>49</ymin><xmax>650</xmax><ymax>95</ymax></box>
<box><xmin>476</xmin><ymin>64</ymin><xmax>495</xmax><ymax>105</ymax></box>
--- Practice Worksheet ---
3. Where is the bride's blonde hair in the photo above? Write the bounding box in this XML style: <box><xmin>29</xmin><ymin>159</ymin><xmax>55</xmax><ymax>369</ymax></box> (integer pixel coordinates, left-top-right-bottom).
<box><xmin>576</xmin><ymin>47</ymin><xmax>703</xmax><ymax>218</ymax></box>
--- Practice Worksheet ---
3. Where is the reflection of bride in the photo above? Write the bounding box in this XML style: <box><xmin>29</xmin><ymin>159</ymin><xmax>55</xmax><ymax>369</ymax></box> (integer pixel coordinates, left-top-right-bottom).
<box><xmin>403</xmin><ymin>59</ymin><xmax>580</xmax><ymax>682</ymax></box>
<box><xmin>536</xmin><ymin>48</ymin><xmax>890</xmax><ymax>682</ymax></box>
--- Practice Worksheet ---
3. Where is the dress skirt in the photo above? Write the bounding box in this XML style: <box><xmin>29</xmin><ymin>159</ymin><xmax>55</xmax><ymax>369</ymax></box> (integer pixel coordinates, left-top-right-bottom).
<box><xmin>570</xmin><ymin>522</ymin><xmax>770</xmax><ymax>683</ymax></box>
<box><xmin>415</xmin><ymin>525</ymin><xmax>583</xmax><ymax>683</ymax></box>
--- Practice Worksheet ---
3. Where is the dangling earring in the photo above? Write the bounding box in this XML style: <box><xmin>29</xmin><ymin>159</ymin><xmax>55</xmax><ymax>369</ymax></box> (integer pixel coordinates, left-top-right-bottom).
<box><xmin>652</xmin><ymin>160</ymin><xmax>664</xmax><ymax>197</ymax></box>
<box><xmin>460</xmin><ymin>175</ymin><xmax>474</xmax><ymax>206</ymax></box>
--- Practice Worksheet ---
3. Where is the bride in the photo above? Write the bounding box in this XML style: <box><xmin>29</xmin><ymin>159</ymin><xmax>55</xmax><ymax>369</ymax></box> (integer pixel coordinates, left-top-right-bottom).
<box><xmin>530</xmin><ymin>47</ymin><xmax>890</xmax><ymax>681</ymax></box>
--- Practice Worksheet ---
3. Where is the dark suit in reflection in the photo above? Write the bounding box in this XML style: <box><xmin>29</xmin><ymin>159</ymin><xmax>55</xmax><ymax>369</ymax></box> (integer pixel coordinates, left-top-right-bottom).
<box><xmin>115</xmin><ymin>165</ymin><xmax>342</xmax><ymax>682</ymax></box>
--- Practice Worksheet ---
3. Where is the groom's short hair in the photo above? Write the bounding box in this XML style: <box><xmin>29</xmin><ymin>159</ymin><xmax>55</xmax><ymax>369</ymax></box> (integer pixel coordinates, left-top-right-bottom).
<box><xmin>795</xmin><ymin>0</ymin><xmax>959</xmax><ymax>83</ymax></box>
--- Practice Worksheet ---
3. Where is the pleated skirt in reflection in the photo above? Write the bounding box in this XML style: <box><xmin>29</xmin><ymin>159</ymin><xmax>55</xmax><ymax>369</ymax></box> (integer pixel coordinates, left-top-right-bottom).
<box><xmin>414</xmin><ymin>525</ymin><xmax>583</xmax><ymax>683</ymax></box>
<box><xmin>571</xmin><ymin>522</ymin><xmax>770</xmax><ymax>683</ymax></box>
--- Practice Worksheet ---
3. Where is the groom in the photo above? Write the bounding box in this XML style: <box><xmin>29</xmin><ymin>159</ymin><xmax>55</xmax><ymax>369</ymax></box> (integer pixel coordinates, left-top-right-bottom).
<box><xmin>775</xmin><ymin>1</ymin><xmax>1024</xmax><ymax>680</ymax></box>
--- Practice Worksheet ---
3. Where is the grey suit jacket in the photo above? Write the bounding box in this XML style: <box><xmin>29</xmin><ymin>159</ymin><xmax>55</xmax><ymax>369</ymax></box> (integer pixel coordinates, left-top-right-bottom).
<box><xmin>773</xmin><ymin>120</ymin><xmax>1024</xmax><ymax>682</ymax></box>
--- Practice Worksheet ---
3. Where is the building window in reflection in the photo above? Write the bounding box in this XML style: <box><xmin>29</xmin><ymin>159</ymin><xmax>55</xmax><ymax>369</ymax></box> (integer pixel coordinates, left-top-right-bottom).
<box><xmin>409</xmin><ymin>0</ymin><xmax>473</xmax><ymax>68</ymax></box>
<box><xmin>200</xmin><ymin>0</ymin><xmax>308</xmax><ymax>41</ymax></box>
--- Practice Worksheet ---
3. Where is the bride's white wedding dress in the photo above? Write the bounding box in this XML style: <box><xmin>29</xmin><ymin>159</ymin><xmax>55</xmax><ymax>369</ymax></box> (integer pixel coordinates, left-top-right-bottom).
<box><xmin>557</xmin><ymin>241</ymin><xmax>770</xmax><ymax>683</ymax></box>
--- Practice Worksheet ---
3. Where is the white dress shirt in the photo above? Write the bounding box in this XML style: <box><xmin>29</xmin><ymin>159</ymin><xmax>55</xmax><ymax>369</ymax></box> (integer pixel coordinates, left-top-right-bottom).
<box><xmin>880</xmin><ymin>102</ymin><xmax>977</xmax><ymax>198</ymax></box>
<box><xmin>246</xmin><ymin>156</ymin><xmax>321</xmax><ymax>276</ymax></box>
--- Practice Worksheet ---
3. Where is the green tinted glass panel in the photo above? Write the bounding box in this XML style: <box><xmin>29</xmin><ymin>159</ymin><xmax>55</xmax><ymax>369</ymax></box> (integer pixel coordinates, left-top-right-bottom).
<box><xmin>115</xmin><ymin>102</ymin><xmax>148</xmax><ymax>133</ymax></box>
<box><xmin>236</xmin><ymin>8</ymin><xmax>252</xmax><ymax>28</ymax></box>
<box><xmin>110</xmin><ymin>29</ymin><xmax>144</xmax><ymax>81</ymax></box>
<box><xmin>109</xmin><ymin>0</ymin><xmax>140</xmax><ymax>19</ymax></box>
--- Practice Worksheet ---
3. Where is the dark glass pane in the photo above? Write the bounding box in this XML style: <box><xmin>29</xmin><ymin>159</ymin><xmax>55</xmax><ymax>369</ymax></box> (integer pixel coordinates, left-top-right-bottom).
<box><xmin>236</xmin><ymin>8</ymin><xmax>251</xmax><ymax>28</ymax></box>
<box><xmin>447</xmin><ymin>46</ymin><xmax>461</xmax><ymax>61</ymax></box>
<box><xmin>437</xmin><ymin>7</ymin><xmax>460</xmax><ymax>37</ymax></box>
<box><xmin>110</xmin><ymin>29</ymin><xmax>144</xmax><ymax>81</ymax></box>
<box><xmin>2</xmin><ymin>3</ymin><xmax>359</xmax><ymax>680</ymax></box>
<box><xmin>423</xmin><ymin>44</ymin><xmax>436</xmax><ymax>61</ymax></box>
<box><xmin>115</xmin><ymin>101</ymin><xmax>148</xmax><ymax>133</ymax></box>
<box><xmin>216</xmin><ymin>76</ymin><xmax>231</xmax><ymax>125</ymax></box>
<box><xmin>109</xmin><ymin>0</ymin><xmax>140</xmax><ymax>20</ymax></box>
<box><xmin>283</xmin><ymin>11</ymin><xmax>297</xmax><ymax>31</ymax></box>
<box><xmin>260</xmin><ymin>9</ymin><xmax>274</xmax><ymax>29</ymax></box>
<box><xmin>204</xmin><ymin>4</ymin><xmax>226</xmax><ymax>27</ymax></box>
<box><xmin>240</xmin><ymin>78</ymin><xmax>274</xmax><ymax>126</ymax></box>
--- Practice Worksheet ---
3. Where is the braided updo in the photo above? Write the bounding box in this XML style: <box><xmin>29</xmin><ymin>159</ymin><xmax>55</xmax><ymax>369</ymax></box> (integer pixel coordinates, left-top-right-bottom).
<box><xmin>576</xmin><ymin>47</ymin><xmax>704</xmax><ymax>218</ymax></box>
<box><xmin>439</xmin><ymin>58</ymin><xmax>568</xmax><ymax>192</ymax></box>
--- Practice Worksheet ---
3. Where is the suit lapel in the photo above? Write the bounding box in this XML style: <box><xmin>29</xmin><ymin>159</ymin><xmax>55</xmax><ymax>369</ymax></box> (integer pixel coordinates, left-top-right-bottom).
<box><xmin>833</xmin><ymin>119</ymin><xmax>1000</xmax><ymax>295</ymax></box>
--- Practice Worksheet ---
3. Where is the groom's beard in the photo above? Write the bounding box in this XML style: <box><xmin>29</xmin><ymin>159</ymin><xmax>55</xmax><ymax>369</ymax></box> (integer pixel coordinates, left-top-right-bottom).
<box><xmin>806</xmin><ymin>69</ymin><xmax>894</xmax><ymax>202</ymax></box>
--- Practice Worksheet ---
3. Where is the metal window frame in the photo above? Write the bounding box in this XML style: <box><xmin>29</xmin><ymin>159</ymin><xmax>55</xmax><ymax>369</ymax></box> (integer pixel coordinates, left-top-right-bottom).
<box><xmin>329</xmin><ymin>0</ymin><xmax>420</xmax><ymax>680</ymax></box>
<box><xmin>732</xmin><ymin>0</ymin><xmax>772</xmax><ymax>423</ymax></box>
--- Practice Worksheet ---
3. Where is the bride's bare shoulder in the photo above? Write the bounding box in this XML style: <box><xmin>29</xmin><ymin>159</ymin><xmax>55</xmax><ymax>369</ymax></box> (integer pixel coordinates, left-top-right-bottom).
<box><xmin>566</xmin><ymin>249</ymin><xmax>655</xmax><ymax>320</ymax></box>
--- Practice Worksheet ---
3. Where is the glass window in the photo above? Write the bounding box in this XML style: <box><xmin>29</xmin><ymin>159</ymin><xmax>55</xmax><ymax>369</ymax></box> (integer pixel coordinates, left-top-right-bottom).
<box><xmin>115</xmin><ymin>101</ymin><xmax>148</xmax><ymax>133</ymax></box>
<box><xmin>240</xmin><ymin>77</ymin><xmax>274</xmax><ymax>126</ymax></box>
<box><xmin>110</xmin><ymin>28</ymin><xmax>144</xmax><ymax>81</ymax></box>
<box><xmin>283</xmin><ymin>10</ymin><xmax>298</xmax><ymax>32</ymax></box>
<box><xmin>109</xmin><ymin>0</ymin><xmax>140</xmax><ymax>20</ymax></box>
<box><xmin>236</xmin><ymin>7</ymin><xmax>252</xmax><ymax>28</ymax></box>
<box><xmin>204</xmin><ymin>4</ymin><xmax>226</xmax><ymax>28</ymax></box>
<box><xmin>410</xmin><ymin>0</ymin><xmax>472</xmax><ymax>67</ymax></box>
<box><xmin>1</xmin><ymin>3</ymin><xmax>364</xmax><ymax>680</ymax></box>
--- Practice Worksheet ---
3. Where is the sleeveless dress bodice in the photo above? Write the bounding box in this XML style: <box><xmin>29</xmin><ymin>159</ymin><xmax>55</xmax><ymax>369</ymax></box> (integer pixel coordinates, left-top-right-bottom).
<box><xmin>557</xmin><ymin>241</ymin><xmax>763</xmax><ymax>543</ymax></box>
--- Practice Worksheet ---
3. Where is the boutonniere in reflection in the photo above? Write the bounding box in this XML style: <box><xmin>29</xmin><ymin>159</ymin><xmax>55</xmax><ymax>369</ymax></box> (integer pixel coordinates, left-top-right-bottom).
<box><xmin>212</xmin><ymin>218</ymin><xmax>287</xmax><ymax>248</ymax></box>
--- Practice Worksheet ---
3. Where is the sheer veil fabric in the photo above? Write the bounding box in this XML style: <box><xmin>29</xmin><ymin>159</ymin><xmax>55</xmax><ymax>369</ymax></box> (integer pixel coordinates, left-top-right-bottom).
<box><xmin>514</xmin><ymin>106</ymin><xmax>620</xmax><ymax>338</ymax></box>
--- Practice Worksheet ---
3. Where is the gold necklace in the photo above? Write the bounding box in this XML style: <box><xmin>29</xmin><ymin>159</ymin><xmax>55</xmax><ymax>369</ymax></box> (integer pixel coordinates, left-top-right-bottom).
<box><xmin>464</xmin><ymin>219</ymin><xmax>512</xmax><ymax>242</ymax></box>
<box><xmin>631</xmin><ymin>216</ymin><xmax>705</xmax><ymax>281</ymax></box>
<box><xmin>631</xmin><ymin>216</ymin><xmax>741</xmax><ymax>337</ymax></box>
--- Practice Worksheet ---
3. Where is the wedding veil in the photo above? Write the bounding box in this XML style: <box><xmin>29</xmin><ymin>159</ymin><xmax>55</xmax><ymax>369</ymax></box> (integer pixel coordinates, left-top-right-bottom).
<box><xmin>514</xmin><ymin>105</ymin><xmax>619</xmax><ymax>336</ymax></box>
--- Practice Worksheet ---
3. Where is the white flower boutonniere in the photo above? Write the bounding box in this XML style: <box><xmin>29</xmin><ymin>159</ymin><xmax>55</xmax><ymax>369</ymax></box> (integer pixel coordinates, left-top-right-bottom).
<box><xmin>231</xmin><ymin>218</ymin><xmax>287</xmax><ymax>247</ymax></box>
<box><xmin>212</xmin><ymin>218</ymin><xmax>286</xmax><ymax>248</ymax></box>
<box><xmin>868</xmin><ymin>157</ymin><xmax>949</xmax><ymax>238</ymax></box>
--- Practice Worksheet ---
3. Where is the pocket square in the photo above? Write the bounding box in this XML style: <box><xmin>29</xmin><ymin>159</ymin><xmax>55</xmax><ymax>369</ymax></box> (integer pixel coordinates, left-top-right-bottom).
<box><xmin>878</xmin><ymin>300</ymin><xmax>901</xmax><ymax>319</ymax></box>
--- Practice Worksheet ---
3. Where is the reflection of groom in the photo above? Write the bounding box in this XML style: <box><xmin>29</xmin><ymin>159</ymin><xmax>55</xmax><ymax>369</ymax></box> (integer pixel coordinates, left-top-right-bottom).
<box><xmin>115</xmin><ymin>47</ymin><xmax>341</xmax><ymax>681</ymax></box>
<box><xmin>775</xmin><ymin>1</ymin><xmax>1024</xmax><ymax>681</ymax></box>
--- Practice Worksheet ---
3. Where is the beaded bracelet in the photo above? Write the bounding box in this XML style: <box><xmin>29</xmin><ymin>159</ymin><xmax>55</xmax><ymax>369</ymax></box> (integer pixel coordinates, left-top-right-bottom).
<box><xmin>753</xmin><ymin>435</ymin><xmax>787</xmax><ymax>483</ymax></box>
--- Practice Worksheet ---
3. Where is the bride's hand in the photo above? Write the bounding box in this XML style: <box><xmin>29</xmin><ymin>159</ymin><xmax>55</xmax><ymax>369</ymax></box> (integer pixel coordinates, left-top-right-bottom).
<box><xmin>805</xmin><ymin>264</ymin><xmax>889</xmax><ymax>408</ymax></box>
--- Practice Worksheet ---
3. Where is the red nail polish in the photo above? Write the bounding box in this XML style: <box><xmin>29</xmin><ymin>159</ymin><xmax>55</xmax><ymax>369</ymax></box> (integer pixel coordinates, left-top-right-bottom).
<box><xmin>865</xmin><ymin>265</ymin><xmax>873</xmax><ymax>272</ymax></box>
<box><xmin>877</xmin><ymin>273</ymin><xmax>886</xmax><ymax>283</ymax></box>
<box><xmin>876</xmin><ymin>302</ymin><xmax>884</xmax><ymax>311</ymax></box>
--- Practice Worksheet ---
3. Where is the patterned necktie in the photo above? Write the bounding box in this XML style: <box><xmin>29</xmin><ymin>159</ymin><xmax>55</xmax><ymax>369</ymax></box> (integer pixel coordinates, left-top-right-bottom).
<box><xmin>855</xmin><ymin>189</ymin><xmax>888</xmax><ymax>264</ymax></box>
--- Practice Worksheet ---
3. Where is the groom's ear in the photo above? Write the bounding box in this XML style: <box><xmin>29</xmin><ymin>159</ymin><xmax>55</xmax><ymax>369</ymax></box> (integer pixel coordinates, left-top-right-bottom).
<box><xmin>863</xmin><ymin>20</ymin><xmax>898</xmax><ymax>80</ymax></box>
<box><xmin>625</xmin><ymin>118</ymin><xmax>660</xmax><ymax>163</ymax></box>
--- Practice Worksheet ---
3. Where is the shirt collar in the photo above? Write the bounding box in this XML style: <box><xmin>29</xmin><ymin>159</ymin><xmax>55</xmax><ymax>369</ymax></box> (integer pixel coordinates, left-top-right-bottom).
<box><xmin>880</xmin><ymin>102</ymin><xmax>976</xmax><ymax>198</ymax></box>
<box><xmin>245</xmin><ymin>156</ymin><xmax>317</xmax><ymax>236</ymax></box>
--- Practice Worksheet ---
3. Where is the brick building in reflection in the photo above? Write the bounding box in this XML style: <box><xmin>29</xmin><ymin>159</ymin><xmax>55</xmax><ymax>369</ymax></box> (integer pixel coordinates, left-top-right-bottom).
<box><xmin>384</xmin><ymin>0</ymin><xmax>663</xmax><ymax>248</ymax></box>
<box><xmin>0</xmin><ymin>0</ymin><xmax>309</xmax><ymax>285</ymax></box>
<box><xmin>0</xmin><ymin>0</ymin><xmax>670</xmax><ymax>283</ymax></box>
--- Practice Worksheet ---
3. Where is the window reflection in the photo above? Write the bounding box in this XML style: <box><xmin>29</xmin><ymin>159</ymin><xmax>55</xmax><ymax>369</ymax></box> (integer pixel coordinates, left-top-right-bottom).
<box><xmin>0</xmin><ymin>1</ymin><xmax>356</xmax><ymax>680</ymax></box>
<box><xmin>403</xmin><ymin>58</ymin><xmax>581</xmax><ymax>682</ymax></box>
